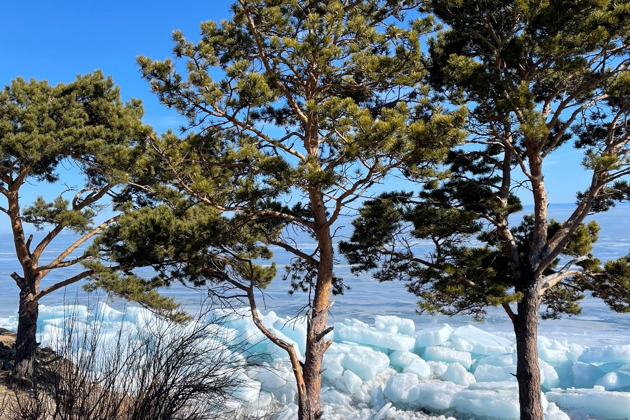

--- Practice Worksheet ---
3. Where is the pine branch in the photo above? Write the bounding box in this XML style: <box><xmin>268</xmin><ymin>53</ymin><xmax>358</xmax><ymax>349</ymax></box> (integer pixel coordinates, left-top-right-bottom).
<box><xmin>33</xmin><ymin>270</ymin><xmax>94</xmax><ymax>303</ymax></box>
<box><xmin>269</xmin><ymin>239</ymin><xmax>318</xmax><ymax>266</ymax></box>
<box><xmin>238</xmin><ymin>0</ymin><xmax>309</xmax><ymax>125</ymax></box>
<box><xmin>538</xmin><ymin>256</ymin><xmax>590</xmax><ymax>296</ymax></box>
<box><xmin>37</xmin><ymin>215</ymin><xmax>121</xmax><ymax>278</ymax></box>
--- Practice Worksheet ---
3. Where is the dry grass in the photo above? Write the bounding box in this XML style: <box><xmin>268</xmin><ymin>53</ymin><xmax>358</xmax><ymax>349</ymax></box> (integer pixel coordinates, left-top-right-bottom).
<box><xmin>0</xmin><ymin>314</ymin><xmax>270</xmax><ymax>420</ymax></box>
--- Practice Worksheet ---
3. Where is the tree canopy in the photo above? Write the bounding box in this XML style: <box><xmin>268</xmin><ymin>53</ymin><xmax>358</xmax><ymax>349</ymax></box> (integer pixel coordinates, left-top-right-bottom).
<box><xmin>0</xmin><ymin>72</ymin><xmax>178</xmax><ymax>378</ymax></box>
<box><xmin>103</xmin><ymin>1</ymin><xmax>465</xmax><ymax>417</ymax></box>
<box><xmin>341</xmin><ymin>1</ymin><xmax>630</xmax><ymax>419</ymax></box>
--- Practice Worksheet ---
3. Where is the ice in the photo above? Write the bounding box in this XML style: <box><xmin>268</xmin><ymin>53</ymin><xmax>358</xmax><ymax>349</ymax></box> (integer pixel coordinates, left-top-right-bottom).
<box><xmin>273</xmin><ymin>318</ymin><xmax>307</xmax><ymax>356</ymax></box>
<box><xmin>389</xmin><ymin>350</ymin><xmax>421</xmax><ymax>369</ymax></box>
<box><xmin>206</xmin><ymin>323</ymin><xmax>239</xmax><ymax>344</ymax></box>
<box><xmin>257</xmin><ymin>363</ymin><xmax>288</xmax><ymax>390</ymax></box>
<box><xmin>344</xmin><ymin>318</ymin><xmax>370</xmax><ymax>328</ymax></box>
<box><xmin>415</xmin><ymin>380</ymin><xmax>463</xmax><ymax>411</ymax></box>
<box><xmin>369</xmin><ymin>384</ymin><xmax>386</xmax><ymax>410</ymax></box>
<box><xmin>468</xmin><ymin>381</ymin><xmax>519</xmax><ymax>390</ymax></box>
<box><xmin>539</xmin><ymin>359</ymin><xmax>560</xmax><ymax>390</ymax></box>
<box><xmin>373</xmin><ymin>403</ymin><xmax>392</xmax><ymax>420</ymax></box>
<box><xmin>579</xmin><ymin>344</ymin><xmax>630</xmax><ymax>364</ymax></box>
<box><xmin>403</xmin><ymin>358</ymin><xmax>432</xmax><ymax>379</ymax></box>
<box><xmin>275</xmin><ymin>404</ymin><xmax>298</xmax><ymax>420</ymax></box>
<box><xmin>341</xmin><ymin>343</ymin><xmax>390</xmax><ymax>380</ymax></box>
<box><xmin>0</xmin><ymin>315</ymin><xmax>17</xmax><ymax>331</ymax></box>
<box><xmin>415</xmin><ymin>324</ymin><xmax>454</xmax><ymax>348</ymax></box>
<box><xmin>546</xmin><ymin>386</ymin><xmax>630</xmax><ymax>419</ymax></box>
<box><xmin>323</xmin><ymin>352</ymin><xmax>345</xmax><ymax>382</ymax></box>
<box><xmin>265</xmin><ymin>327</ymin><xmax>302</xmax><ymax>360</ymax></box>
<box><xmin>250</xmin><ymin>363</ymin><xmax>296</xmax><ymax>406</ymax></box>
<box><xmin>374</xmin><ymin>315</ymin><xmax>416</xmax><ymax>336</ymax></box>
<box><xmin>240</xmin><ymin>322</ymin><xmax>269</xmax><ymax>354</ymax></box>
<box><xmin>423</xmin><ymin>346</ymin><xmax>472</xmax><ymax>370</ymax></box>
<box><xmin>428</xmin><ymin>361</ymin><xmax>449</xmax><ymax>377</ymax></box>
<box><xmin>570</xmin><ymin>361</ymin><xmax>604</xmax><ymax>388</ymax></box>
<box><xmin>389</xmin><ymin>351</ymin><xmax>431</xmax><ymax>378</ymax></box>
<box><xmin>41</xmin><ymin>324</ymin><xmax>65</xmax><ymax>343</ymax></box>
<box><xmin>322</xmin><ymin>388</ymin><xmax>351</xmax><ymax>405</ymax></box>
<box><xmin>326</xmin><ymin>342</ymin><xmax>392</xmax><ymax>382</ymax></box>
<box><xmin>476</xmin><ymin>353</ymin><xmax>517</xmax><ymax>367</ymax></box>
<box><xmin>212</xmin><ymin>307</ymin><xmax>251</xmax><ymax>329</ymax></box>
<box><xmin>474</xmin><ymin>364</ymin><xmax>517</xmax><ymax>383</ymax></box>
<box><xmin>14</xmin><ymin>301</ymin><xmax>630</xmax><ymax>420</ymax></box>
<box><xmin>452</xmin><ymin>386</ymin><xmax>520</xmax><ymax>419</ymax></box>
<box><xmin>384</xmin><ymin>373</ymin><xmax>420</xmax><ymax>403</ymax></box>
<box><xmin>352</xmin><ymin>387</ymin><xmax>371</xmax><ymax>405</ymax></box>
<box><xmin>538</xmin><ymin>337</ymin><xmax>584</xmax><ymax>365</ymax></box>
<box><xmin>596</xmin><ymin>371</ymin><xmax>630</xmax><ymax>391</ymax></box>
<box><xmin>342</xmin><ymin>370</ymin><xmax>362</xmax><ymax>394</ymax></box>
<box><xmin>117</xmin><ymin>305</ymin><xmax>154</xmax><ymax>325</ymax></box>
<box><xmin>231</xmin><ymin>371</ymin><xmax>261</xmax><ymax>402</ymax></box>
<box><xmin>451</xmin><ymin>325</ymin><xmax>514</xmax><ymax>356</ymax></box>
<box><xmin>441</xmin><ymin>362</ymin><xmax>475</xmax><ymax>386</ymax></box>
<box><xmin>544</xmin><ymin>402</ymin><xmax>571</xmax><ymax>420</ymax></box>
<box><xmin>91</xmin><ymin>302</ymin><xmax>125</xmax><ymax>323</ymax></box>
<box><xmin>538</xmin><ymin>346</ymin><xmax>571</xmax><ymax>365</ymax></box>
<box><xmin>39</xmin><ymin>304</ymin><xmax>89</xmax><ymax>321</ymax></box>
<box><xmin>333</xmin><ymin>322</ymin><xmax>415</xmax><ymax>351</ymax></box>
<box><xmin>448</xmin><ymin>336</ymin><xmax>473</xmax><ymax>352</ymax></box>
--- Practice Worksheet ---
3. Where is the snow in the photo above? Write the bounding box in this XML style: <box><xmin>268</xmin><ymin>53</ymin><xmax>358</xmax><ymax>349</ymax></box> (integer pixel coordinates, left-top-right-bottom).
<box><xmin>2</xmin><ymin>303</ymin><xmax>630</xmax><ymax>419</ymax></box>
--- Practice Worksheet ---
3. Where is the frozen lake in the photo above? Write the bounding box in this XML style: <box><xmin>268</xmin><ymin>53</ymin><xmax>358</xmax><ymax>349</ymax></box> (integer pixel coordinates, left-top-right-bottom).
<box><xmin>2</xmin><ymin>204</ymin><xmax>630</xmax><ymax>419</ymax></box>
<box><xmin>1</xmin><ymin>203</ymin><xmax>630</xmax><ymax>345</ymax></box>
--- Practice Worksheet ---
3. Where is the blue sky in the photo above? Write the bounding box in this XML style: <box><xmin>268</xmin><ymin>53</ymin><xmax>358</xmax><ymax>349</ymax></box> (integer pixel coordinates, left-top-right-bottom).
<box><xmin>0</xmin><ymin>0</ymin><xmax>235</xmax><ymax>134</ymax></box>
<box><xmin>1</xmin><ymin>0</ymin><xmax>592</xmax><ymax>211</ymax></box>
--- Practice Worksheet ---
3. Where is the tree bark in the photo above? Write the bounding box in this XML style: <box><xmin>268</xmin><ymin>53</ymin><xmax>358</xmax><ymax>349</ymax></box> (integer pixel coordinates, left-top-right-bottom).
<box><xmin>513</xmin><ymin>285</ymin><xmax>544</xmax><ymax>420</ymax></box>
<box><xmin>14</xmin><ymin>289</ymin><xmax>39</xmax><ymax>380</ymax></box>
<box><xmin>299</xmin><ymin>189</ymin><xmax>334</xmax><ymax>420</ymax></box>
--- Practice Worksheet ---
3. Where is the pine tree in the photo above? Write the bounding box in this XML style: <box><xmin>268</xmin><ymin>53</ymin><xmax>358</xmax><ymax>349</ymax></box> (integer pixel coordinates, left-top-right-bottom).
<box><xmin>341</xmin><ymin>1</ymin><xmax>630</xmax><ymax>418</ymax></box>
<box><xmin>134</xmin><ymin>1</ymin><xmax>463</xmax><ymax>417</ymax></box>
<box><xmin>0</xmin><ymin>72</ymin><xmax>175</xmax><ymax>380</ymax></box>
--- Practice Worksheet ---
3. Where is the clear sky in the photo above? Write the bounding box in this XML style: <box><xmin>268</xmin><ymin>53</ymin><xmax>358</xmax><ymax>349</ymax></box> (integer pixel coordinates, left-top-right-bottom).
<box><xmin>0</xmin><ymin>0</ymin><xmax>234</xmax><ymax>134</ymax></box>
<box><xmin>1</xmin><ymin>0</ymin><xmax>592</xmax><ymax>210</ymax></box>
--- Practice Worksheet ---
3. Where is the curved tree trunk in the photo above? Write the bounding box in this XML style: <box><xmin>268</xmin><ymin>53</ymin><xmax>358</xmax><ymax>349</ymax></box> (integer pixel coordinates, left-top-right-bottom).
<box><xmin>513</xmin><ymin>285</ymin><xmax>544</xmax><ymax>420</ymax></box>
<box><xmin>14</xmin><ymin>289</ymin><xmax>39</xmax><ymax>380</ymax></box>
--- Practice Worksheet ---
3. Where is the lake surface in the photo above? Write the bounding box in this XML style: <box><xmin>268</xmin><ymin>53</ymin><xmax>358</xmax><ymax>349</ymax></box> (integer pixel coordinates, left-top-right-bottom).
<box><xmin>1</xmin><ymin>203</ymin><xmax>630</xmax><ymax>346</ymax></box>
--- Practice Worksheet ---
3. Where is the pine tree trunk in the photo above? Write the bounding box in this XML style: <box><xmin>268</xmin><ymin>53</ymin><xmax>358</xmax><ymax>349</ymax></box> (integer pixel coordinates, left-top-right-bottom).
<box><xmin>14</xmin><ymin>289</ymin><xmax>39</xmax><ymax>380</ymax></box>
<box><xmin>513</xmin><ymin>286</ymin><xmax>544</xmax><ymax>420</ymax></box>
<box><xmin>298</xmin><ymin>188</ymin><xmax>335</xmax><ymax>419</ymax></box>
<box><xmin>300</xmin><ymin>285</ymin><xmax>330</xmax><ymax>420</ymax></box>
